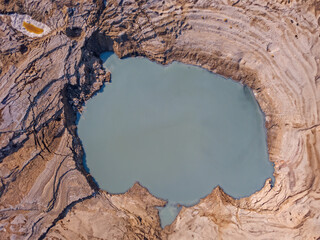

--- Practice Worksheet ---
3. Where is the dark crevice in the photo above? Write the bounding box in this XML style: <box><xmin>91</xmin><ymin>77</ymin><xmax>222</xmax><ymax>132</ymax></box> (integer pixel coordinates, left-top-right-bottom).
<box><xmin>84</xmin><ymin>30</ymin><xmax>114</xmax><ymax>56</ymax></box>
<box><xmin>38</xmin><ymin>193</ymin><xmax>96</xmax><ymax>240</ymax></box>
<box><xmin>47</xmin><ymin>167</ymin><xmax>76</xmax><ymax>212</ymax></box>
<box><xmin>66</xmin><ymin>27</ymin><xmax>82</xmax><ymax>38</ymax></box>
<box><xmin>60</xmin><ymin>83</ymin><xmax>100</xmax><ymax>193</ymax></box>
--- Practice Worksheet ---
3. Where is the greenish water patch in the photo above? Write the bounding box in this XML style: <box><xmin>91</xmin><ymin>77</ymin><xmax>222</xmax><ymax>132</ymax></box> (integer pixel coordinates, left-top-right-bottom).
<box><xmin>78</xmin><ymin>52</ymin><xmax>274</xmax><ymax>227</ymax></box>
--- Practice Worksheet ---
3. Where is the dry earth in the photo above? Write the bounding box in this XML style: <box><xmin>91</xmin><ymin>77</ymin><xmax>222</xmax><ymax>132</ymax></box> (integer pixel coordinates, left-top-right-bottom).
<box><xmin>0</xmin><ymin>0</ymin><xmax>319</xmax><ymax>239</ymax></box>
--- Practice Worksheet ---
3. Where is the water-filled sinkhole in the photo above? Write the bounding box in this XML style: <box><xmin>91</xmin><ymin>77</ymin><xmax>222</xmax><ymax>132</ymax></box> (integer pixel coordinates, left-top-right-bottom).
<box><xmin>78</xmin><ymin>52</ymin><xmax>274</xmax><ymax>227</ymax></box>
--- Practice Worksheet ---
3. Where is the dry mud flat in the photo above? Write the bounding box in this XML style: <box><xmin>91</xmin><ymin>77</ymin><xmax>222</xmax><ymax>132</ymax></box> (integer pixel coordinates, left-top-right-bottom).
<box><xmin>0</xmin><ymin>0</ymin><xmax>319</xmax><ymax>239</ymax></box>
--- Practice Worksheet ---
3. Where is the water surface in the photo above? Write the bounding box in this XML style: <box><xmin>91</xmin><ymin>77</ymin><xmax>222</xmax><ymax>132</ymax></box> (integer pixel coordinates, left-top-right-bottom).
<box><xmin>78</xmin><ymin>52</ymin><xmax>274</xmax><ymax>227</ymax></box>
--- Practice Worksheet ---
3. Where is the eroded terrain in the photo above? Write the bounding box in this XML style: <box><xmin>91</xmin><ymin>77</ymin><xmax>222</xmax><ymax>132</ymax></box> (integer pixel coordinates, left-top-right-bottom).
<box><xmin>0</xmin><ymin>0</ymin><xmax>319</xmax><ymax>239</ymax></box>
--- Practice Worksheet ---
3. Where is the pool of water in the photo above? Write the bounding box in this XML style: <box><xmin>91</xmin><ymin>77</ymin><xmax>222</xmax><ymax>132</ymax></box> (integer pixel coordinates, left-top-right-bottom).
<box><xmin>78</xmin><ymin>52</ymin><xmax>274</xmax><ymax>227</ymax></box>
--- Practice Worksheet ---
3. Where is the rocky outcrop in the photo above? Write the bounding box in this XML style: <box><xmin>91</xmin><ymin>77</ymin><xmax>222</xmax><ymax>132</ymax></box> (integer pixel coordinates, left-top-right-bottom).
<box><xmin>0</xmin><ymin>0</ymin><xmax>319</xmax><ymax>239</ymax></box>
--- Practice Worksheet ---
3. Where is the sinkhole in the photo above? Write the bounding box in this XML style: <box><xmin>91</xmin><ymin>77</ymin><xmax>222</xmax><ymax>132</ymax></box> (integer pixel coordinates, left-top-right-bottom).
<box><xmin>78</xmin><ymin>52</ymin><xmax>274</xmax><ymax>227</ymax></box>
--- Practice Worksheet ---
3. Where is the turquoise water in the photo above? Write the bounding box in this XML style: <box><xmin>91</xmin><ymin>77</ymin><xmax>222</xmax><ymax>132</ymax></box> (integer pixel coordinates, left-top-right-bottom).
<box><xmin>78</xmin><ymin>52</ymin><xmax>274</xmax><ymax>227</ymax></box>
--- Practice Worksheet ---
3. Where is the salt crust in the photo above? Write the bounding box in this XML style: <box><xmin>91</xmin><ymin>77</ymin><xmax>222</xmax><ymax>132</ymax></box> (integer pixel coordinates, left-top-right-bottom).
<box><xmin>9</xmin><ymin>13</ymin><xmax>51</xmax><ymax>38</ymax></box>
